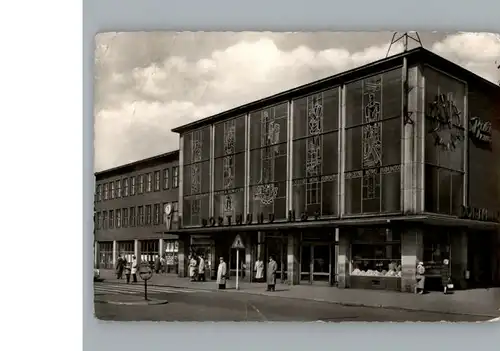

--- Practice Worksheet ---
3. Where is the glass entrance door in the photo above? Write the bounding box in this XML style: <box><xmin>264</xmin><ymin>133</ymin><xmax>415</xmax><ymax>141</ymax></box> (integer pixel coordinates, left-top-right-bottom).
<box><xmin>300</xmin><ymin>243</ymin><xmax>332</xmax><ymax>284</ymax></box>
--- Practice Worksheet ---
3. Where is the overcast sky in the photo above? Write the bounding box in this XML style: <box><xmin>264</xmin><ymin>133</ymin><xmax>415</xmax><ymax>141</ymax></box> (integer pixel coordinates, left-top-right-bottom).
<box><xmin>94</xmin><ymin>31</ymin><xmax>500</xmax><ymax>172</ymax></box>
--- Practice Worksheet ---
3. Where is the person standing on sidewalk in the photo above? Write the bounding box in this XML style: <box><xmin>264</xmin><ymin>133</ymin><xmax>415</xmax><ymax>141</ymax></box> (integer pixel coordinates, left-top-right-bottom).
<box><xmin>267</xmin><ymin>256</ymin><xmax>277</xmax><ymax>292</ymax></box>
<box><xmin>189</xmin><ymin>255</ymin><xmax>198</xmax><ymax>282</ymax></box>
<box><xmin>154</xmin><ymin>255</ymin><xmax>161</xmax><ymax>274</ymax></box>
<box><xmin>255</xmin><ymin>257</ymin><xmax>264</xmax><ymax>283</ymax></box>
<box><xmin>124</xmin><ymin>261</ymin><xmax>131</xmax><ymax>284</ymax></box>
<box><xmin>217</xmin><ymin>257</ymin><xmax>227</xmax><ymax>289</ymax></box>
<box><xmin>416</xmin><ymin>261</ymin><xmax>426</xmax><ymax>294</ymax></box>
<box><xmin>131</xmin><ymin>255</ymin><xmax>138</xmax><ymax>283</ymax></box>
<box><xmin>116</xmin><ymin>254</ymin><xmax>125</xmax><ymax>280</ymax></box>
<box><xmin>198</xmin><ymin>254</ymin><xmax>206</xmax><ymax>282</ymax></box>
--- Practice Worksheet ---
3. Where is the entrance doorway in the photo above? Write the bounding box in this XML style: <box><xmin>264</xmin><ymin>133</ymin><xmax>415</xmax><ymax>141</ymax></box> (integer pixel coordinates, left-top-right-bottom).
<box><xmin>265</xmin><ymin>234</ymin><xmax>288</xmax><ymax>283</ymax></box>
<box><xmin>300</xmin><ymin>243</ymin><xmax>333</xmax><ymax>285</ymax></box>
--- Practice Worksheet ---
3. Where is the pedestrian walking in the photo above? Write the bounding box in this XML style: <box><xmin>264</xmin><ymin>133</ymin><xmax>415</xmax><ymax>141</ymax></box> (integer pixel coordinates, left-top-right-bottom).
<box><xmin>254</xmin><ymin>257</ymin><xmax>264</xmax><ymax>283</ymax></box>
<box><xmin>115</xmin><ymin>254</ymin><xmax>125</xmax><ymax>279</ymax></box>
<box><xmin>217</xmin><ymin>257</ymin><xmax>227</xmax><ymax>289</ymax></box>
<box><xmin>154</xmin><ymin>255</ymin><xmax>161</xmax><ymax>274</ymax></box>
<box><xmin>441</xmin><ymin>259</ymin><xmax>453</xmax><ymax>294</ymax></box>
<box><xmin>189</xmin><ymin>255</ymin><xmax>198</xmax><ymax>282</ymax></box>
<box><xmin>198</xmin><ymin>254</ymin><xmax>206</xmax><ymax>282</ymax></box>
<box><xmin>160</xmin><ymin>254</ymin><xmax>166</xmax><ymax>273</ymax></box>
<box><xmin>124</xmin><ymin>262</ymin><xmax>131</xmax><ymax>284</ymax></box>
<box><xmin>131</xmin><ymin>255</ymin><xmax>138</xmax><ymax>283</ymax></box>
<box><xmin>416</xmin><ymin>261</ymin><xmax>426</xmax><ymax>294</ymax></box>
<box><xmin>267</xmin><ymin>255</ymin><xmax>277</xmax><ymax>291</ymax></box>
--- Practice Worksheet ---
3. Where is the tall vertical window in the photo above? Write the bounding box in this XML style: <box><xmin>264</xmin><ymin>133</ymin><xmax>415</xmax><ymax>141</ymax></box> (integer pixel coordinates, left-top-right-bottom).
<box><xmin>123</xmin><ymin>178</ymin><xmax>129</xmax><ymax>197</ymax></box>
<box><xmin>138</xmin><ymin>175</ymin><xmax>144</xmax><ymax>194</ymax></box>
<box><xmin>214</xmin><ymin>116</ymin><xmax>246</xmax><ymax>220</ymax></box>
<box><xmin>292</xmin><ymin>89</ymin><xmax>340</xmax><ymax>218</ymax></box>
<box><xmin>110</xmin><ymin>182</ymin><xmax>115</xmax><ymax>199</ymax></box>
<box><xmin>103</xmin><ymin>183</ymin><xmax>109</xmax><ymax>200</ymax></box>
<box><xmin>116</xmin><ymin>180</ymin><xmax>121</xmax><ymax>198</ymax></box>
<box><xmin>138</xmin><ymin>206</ymin><xmax>144</xmax><ymax>226</ymax></box>
<box><xmin>154</xmin><ymin>171</ymin><xmax>160</xmax><ymax>191</ymax></box>
<box><xmin>109</xmin><ymin>210</ymin><xmax>114</xmax><ymax>229</ymax></box>
<box><xmin>146</xmin><ymin>205</ymin><xmax>152</xmax><ymax>225</ymax></box>
<box><xmin>182</xmin><ymin>127</ymin><xmax>210</xmax><ymax>226</ymax></box>
<box><xmin>123</xmin><ymin>208</ymin><xmax>129</xmax><ymax>227</ymax></box>
<box><xmin>129</xmin><ymin>207</ymin><xmax>136</xmax><ymax>227</ymax></box>
<box><xmin>161</xmin><ymin>202</ymin><xmax>169</xmax><ymax>224</ymax></box>
<box><xmin>344</xmin><ymin>69</ymin><xmax>402</xmax><ymax>214</ymax></box>
<box><xmin>96</xmin><ymin>212</ymin><xmax>101</xmax><ymax>229</ymax></box>
<box><xmin>424</xmin><ymin>67</ymin><xmax>466</xmax><ymax>215</ymax></box>
<box><xmin>130</xmin><ymin>176</ymin><xmax>136</xmax><ymax>195</ymax></box>
<box><xmin>116</xmin><ymin>209</ymin><xmax>121</xmax><ymax>228</ymax></box>
<box><xmin>154</xmin><ymin>203</ymin><xmax>160</xmax><ymax>225</ymax></box>
<box><xmin>172</xmin><ymin>166</ymin><xmax>179</xmax><ymax>188</ymax></box>
<box><xmin>96</xmin><ymin>184</ymin><xmax>102</xmax><ymax>202</ymax></box>
<box><xmin>146</xmin><ymin>173</ymin><xmax>152</xmax><ymax>192</ymax></box>
<box><xmin>163</xmin><ymin>168</ymin><xmax>170</xmax><ymax>189</ymax></box>
<box><xmin>249</xmin><ymin>103</ymin><xmax>288</xmax><ymax>220</ymax></box>
<box><xmin>173</xmin><ymin>201</ymin><xmax>179</xmax><ymax>223</ymax></box>
<box><xmin>102</xmin><ymin>211</ymin><xmax>108</xmax><ymax>229</ymax></box>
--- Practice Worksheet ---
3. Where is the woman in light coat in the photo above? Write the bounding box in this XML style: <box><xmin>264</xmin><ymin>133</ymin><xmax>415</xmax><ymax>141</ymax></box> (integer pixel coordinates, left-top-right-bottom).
<box><xmin>198</xmin><ymin>254</ymin><xmax>206</xmax><ymax>282</ymax></box>
<box><xmin>416</xmin><ymin>261</ymin><xmax>425</xmax><ymax>294</ymax></box>
<box><xmin>217</xmin><ymin>257</ymin><xmax>227</xmax><ymax>289</ymax></box>
<box><xmin>189</xmin><ymin>255</ymin><xmax>197</xmax><ymax>282</ymax></box>
<box><xmin>254</xmin><ymin>258</ymin><xmax>264</xmax><ymax>283</ymax></box>
<box><xmin>131</xmin><ymin>255</ymin><xmax>138</xmax><ymax>283</ymax></box>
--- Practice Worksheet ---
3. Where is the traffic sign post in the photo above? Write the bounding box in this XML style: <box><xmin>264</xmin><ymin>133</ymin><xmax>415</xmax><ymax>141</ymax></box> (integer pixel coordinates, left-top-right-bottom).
<box><xmin>138</xmin><ymin>262</ymin><xmax>153</xmax><ymax>300</ymax></box>
<box><xmin>231</xmin><ymin>235</ymin><xmax>245</xmax><ymax>290</ymax></box>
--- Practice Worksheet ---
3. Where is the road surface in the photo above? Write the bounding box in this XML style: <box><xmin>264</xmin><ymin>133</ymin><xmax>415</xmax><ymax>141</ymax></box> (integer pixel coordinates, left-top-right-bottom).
<box><xmin>93</xmin><ymin>281</ymin><xmax>493</xmax><ymax>322</ymax></box>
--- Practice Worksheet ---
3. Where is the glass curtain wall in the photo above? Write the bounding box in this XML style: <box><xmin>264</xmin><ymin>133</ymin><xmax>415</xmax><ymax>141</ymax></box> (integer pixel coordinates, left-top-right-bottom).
<box><xmin>424</xmin><ymin>67</ymin><xmax>466</xmax><ymax>215</ymax></box>
<box><xmin>183</xmin><ymin>127</ymin><xmax>211</xmax><ymax>226</ymax></box>
<box><xmin>344</xmin><ymin>69</ymin><xmax>403</xmax><ymax>214</ymax></box>
<box><xmin>213</xmin><ymin>116</ymin><xmax>246</xmax><ymax>220</ymax></box>
<box><xmin>292</xmin><ymin>88</ymin><xmax>340</xmax><ymax>218</ymax></box>
<box><xmin>99</xmin><ymin>242</ymin><xmax>113</xmax><ymax>269</ymax></box>
<box><xmin>249</xmin><ymin>103</ymin><xmax>288</xmax><ymax>220</ymax></box>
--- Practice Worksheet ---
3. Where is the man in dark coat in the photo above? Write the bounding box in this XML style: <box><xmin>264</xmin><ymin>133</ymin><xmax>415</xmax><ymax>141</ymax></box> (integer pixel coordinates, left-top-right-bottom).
<box><xmin>116</xmin><ymin>254</ymin><xmax>125</xmax><ymax>279</ymax></box>
<box><xmin>267</xmin><ymin>256</ymin><xmax>278</xmax><ymax>292</ymax></box>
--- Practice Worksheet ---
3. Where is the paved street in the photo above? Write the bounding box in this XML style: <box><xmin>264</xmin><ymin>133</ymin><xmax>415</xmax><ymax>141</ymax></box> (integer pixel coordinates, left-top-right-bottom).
<box><xmin>94</xmin><ymin>281</ymin><xmax>493</xmax><ymax>322</ymax></box>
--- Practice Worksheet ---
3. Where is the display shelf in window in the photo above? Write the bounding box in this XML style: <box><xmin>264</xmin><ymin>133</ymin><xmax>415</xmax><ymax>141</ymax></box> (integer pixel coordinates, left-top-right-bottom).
<box><xmin>351</xmin><ymin>259</ymin><xmax>402</xmax><ymax>278</ymax></box>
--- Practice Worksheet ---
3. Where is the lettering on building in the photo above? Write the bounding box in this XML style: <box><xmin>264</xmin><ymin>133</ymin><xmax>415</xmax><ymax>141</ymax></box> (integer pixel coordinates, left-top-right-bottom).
<box><xmin>459</xmin><ymin>205</ymin><xmax>500</xmax><ymax>223</ymax></box>
<box><xmin>468</xmin><ymin>117</ymin><xmax>492</xmax><ymax>145</ymax></box>
<box><xmin>200</xmin><ymin>210</ymin><xmax>326</xmax><ymax>227</ymax></box>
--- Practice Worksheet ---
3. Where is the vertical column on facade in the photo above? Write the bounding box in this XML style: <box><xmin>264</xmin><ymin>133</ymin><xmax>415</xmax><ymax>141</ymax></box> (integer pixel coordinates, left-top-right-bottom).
<box><xmin>177</xmin><ymin>236</ymin><xmax>190</xmax><ymax>278</ymax></box>
<box><xmin>287</xmin><ymin>100</ymin><xmax>293</xmax><ymax>213</ymax></box>
<box><xmin>450</xmin><ymin>230</ymin><xmax>468</xmax><ymax>289</ymax></box>
<box><xmin>244</xmin><ymin>113</ymin><xmax>250</xmax><ymax>216</ymax></box>
<box><xmin>112</xmin><ymin>240</ymin><xmax>117</xmax><ymax>267</ymax></box>
<box><xmin>401</xmin><ymin>228</ymin><xmax>423</xmax><ymax>293</ymax></box>
<box><xmin>178</xmin><ymin>135</ymin><xmax>184</xmax><ymax>222</ymax></box>
<box><xmin>159</xmin><ymin>238</ymin><xmax>164</xmax><ymax>257</ymax></box>
<box><xmin>415</xmin><ymin>66</ymin><xmax>426</xmax><ymax>212</ymax></box>
<box><xmin>337</xmin><ymin>229</ymin><xmax>351</xmax><ymax>288</ymax></box>
<box><xmin>287</xmin><ymin>232</ymin><xmax>299</xmax><ymax>285</ymax></box>
<box><xmin>134</xmin><ymin>239</ymin><xmax>141</xmax><ymax>263</ymax></box>
<box><xmin>462</xmin><ymin>84</ymin><xmax>469</xmax><ymax>207</ymax></box>
<box><xmin>94</xmin><ymin>241</ymin><xmax>100</xmax><ymax>269</ymax></box>
<box><xmin>209</xmin><ymin>125</ymin><xmax>215</xmax><ymax>218</ymax></box>
<box><xmin>339</xmin><ymin>85</ymin><xmax>346</xmax><ymax>216</ymax></box>
<box><xmin>401</xmin><ymin>58</ymin><xmax>418</xmax><ymax>213</ymax></box>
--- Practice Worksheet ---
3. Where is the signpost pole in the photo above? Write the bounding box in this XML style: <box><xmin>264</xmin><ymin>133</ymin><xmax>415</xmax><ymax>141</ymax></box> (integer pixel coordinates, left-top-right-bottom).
<box><xmin>144</xmin><ymin>279</ymin><xmax>148</xmax><ymax>300</ymax></box>
<box><xmin>236</xmin><ymin>249</ymin><xmax>239</xmax><ymax>290</ymax></box>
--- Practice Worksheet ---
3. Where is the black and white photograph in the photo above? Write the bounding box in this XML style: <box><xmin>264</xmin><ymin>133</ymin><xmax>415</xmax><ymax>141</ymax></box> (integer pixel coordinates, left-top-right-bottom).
<box><xmin>93</xmin><ymin>31</ymin><xmax>500</xmax><ymax>323</ymax></box>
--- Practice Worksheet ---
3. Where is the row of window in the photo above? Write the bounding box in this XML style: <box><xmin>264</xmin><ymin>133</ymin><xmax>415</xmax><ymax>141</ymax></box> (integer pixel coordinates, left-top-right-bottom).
<box><xmin>95</xmin><ymin>202</ymin><xmax>179</xmax><ymax>230</ymax></box>
<box><xmin>95</xmin><ymin>166</ymin><xmax>179</xmax><ymax>202</ymax></box>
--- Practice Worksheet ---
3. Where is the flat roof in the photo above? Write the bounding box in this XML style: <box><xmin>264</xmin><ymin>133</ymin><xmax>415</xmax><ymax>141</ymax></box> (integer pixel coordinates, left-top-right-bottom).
<box><xmin>95</xmin><ymin>149</ymin><xmax>179</xmax><ymax>178</ymax></box>
<box><xmin>172</xmin><ymin>47</ymin><xmax>500</xmax><ymax>134</ymax></box>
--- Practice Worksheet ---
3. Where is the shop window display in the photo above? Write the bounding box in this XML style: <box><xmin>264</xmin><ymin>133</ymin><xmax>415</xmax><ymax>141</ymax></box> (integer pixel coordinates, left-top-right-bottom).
<box><xmin>350</xmin><ymin>228</ymin><xmax>402</xmax><ymax>278</ymax></box>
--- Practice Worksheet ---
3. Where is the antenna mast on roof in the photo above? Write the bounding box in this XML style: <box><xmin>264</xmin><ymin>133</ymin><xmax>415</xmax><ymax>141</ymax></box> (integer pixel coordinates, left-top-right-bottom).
<box><xmin>385</xmin><ymin>31</ymin><xmax>423</xmax><ymax>58</ymax></box>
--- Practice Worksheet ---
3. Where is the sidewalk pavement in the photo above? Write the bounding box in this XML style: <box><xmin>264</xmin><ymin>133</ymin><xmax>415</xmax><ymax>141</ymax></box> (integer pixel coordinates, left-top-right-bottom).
<box><xmin>98</xmin><ymin>270</ymin><xmax>500</xmax><ymax>317</ymax></box>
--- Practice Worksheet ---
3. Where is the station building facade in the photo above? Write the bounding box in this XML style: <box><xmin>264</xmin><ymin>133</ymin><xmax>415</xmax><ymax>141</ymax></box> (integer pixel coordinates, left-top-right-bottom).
<box><xmin>169</xmin><ymin>47</ymin><xmax>500</xmax><ymax>292</ymax></box>
<box><xmin>94</xmin><ymin>150</ymin><xmax>180</xmax><ymax>273</ymax></box>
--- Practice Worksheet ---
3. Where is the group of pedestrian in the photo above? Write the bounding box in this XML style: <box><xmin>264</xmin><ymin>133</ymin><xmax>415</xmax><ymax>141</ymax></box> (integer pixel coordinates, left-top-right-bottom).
<box><xmin>214</xmin><ymin>255</ymin><xmax>278</xmax><ymax>291</ymax></box>
<box><xmin>415</xmin><ymin>258</ymin><xmax>453</xmax><ymax>295</ymax></box>
<box><xmin>115</xmin><ymin>254</ymin><xmax>138</xmax><ymax>284</ymax></box>
<box><xmin>188</xmin><ymin>253</ymin><xmax>207</xmax><ymax>282</ymax></box>
<box><xmin>154</xmin><ymin>254</ymin><xmax>168</xmax><ymax>274</ymax></box>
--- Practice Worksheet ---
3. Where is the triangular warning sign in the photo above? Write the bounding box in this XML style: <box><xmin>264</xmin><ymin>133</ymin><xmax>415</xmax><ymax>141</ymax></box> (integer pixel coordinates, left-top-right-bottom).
<box><xmin>231</xmin><ymin>234</ymin><xmax>245</xmax><ymax>249</ymax></box>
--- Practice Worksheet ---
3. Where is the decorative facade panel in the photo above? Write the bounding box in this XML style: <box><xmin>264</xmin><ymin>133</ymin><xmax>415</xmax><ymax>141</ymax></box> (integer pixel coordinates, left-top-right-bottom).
<box><xmin>424</xmin><ymin>67</ymin><xmax>466</xmax><ymax>215</ymax></box>
<box><xmin>344</xmin><ymin>69</ymin><xmax>402</xmax><ymax>214</ymax></box>
<box><xmin>292</xmin><ymin>88</ymin><xmax>340</xmax><ymax>217</ymax></box>
<box><xmin>213</xmin><ymin>116</ymin><xmax>246</xmax><ymax>220</ymax></box>
<box><xmin>249</xmin><ymin>103</ymin><xmax>288</xmax><ymax>219</ymax></box>
<box><xmin>182</xmin><ymin>127</ymin><xmax>211</xmax><ymax>226</ymax></box>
